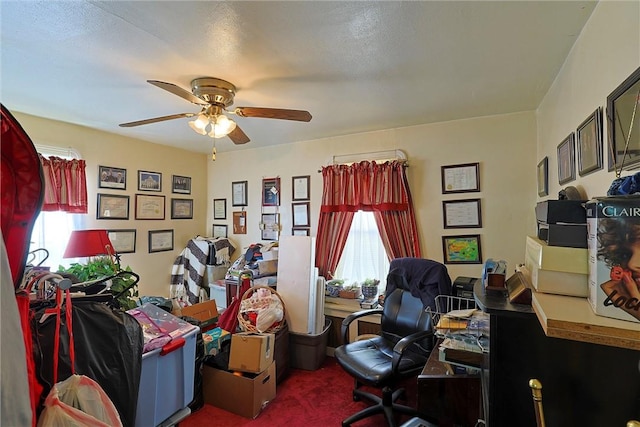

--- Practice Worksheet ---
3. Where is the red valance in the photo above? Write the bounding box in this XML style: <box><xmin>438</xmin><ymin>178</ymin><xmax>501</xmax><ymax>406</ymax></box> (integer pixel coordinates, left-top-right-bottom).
<box><xmin>39</xmin><ymin>155</ymin><xmax>88</xmax><ymax>213</ymax></box>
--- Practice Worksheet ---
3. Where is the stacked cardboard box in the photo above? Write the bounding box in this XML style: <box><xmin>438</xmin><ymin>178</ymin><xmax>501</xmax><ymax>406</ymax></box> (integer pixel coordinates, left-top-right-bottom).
<box><xmin>202</xmin><ymin>332</ymin><xmax>276</xmax><ymax>418</ymax></box>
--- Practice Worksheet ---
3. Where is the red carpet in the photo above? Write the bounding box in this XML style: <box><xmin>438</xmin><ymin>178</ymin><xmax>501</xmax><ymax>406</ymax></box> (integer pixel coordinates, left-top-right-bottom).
<box><xmin>182</xmin><ymin>356</ymin><xmax>418</xmax><ymax>427</ymax></box>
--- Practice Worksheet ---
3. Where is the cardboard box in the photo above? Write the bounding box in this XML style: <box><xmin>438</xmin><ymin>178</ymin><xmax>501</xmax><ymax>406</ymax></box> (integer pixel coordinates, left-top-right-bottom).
<box><xmin>202</xmin><ymin>327</ymin><xmax>231</xmax><ymax>356</ymax></box>
<box><xmin>178</xmin><ymin>300</ymin><xmax>219</xmax><ymax>330</ymax></box>
<box><xmin>586</xmin><ymin>196</ymin><xmax>640</xmax><ymax>323</ymax></box>
<box><xmin>202</xmin><ymin>361</ymin><xmax>276</xmax><ymax>419</ymax></box>
<box><xmin>228</xmin><ymin>332</ymin><xmax>274</xmax><ymax>373</ymax></box>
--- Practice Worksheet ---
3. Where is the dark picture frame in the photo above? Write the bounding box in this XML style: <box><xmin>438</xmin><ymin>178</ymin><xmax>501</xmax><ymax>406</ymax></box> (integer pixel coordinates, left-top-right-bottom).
<box><xmin>107</xmin><ymin>229</ymin><xmax>136</xmax><ymax>254</ymax></box>
<box><xmin>292</xmin><ymin>175</ymin><xmax>310</xmax><ymax>201</ymax></box>
<box><xmin>232</xmin><ymin>181</ymin><xmax>248</xmax><ymax>207</ymax></box>
<box><xmin>212</xmin><ymin>224</ymin><xmax>228</xmax><ymax>238</ymax></box>
<box><xmin>442</xmin><ymin>234</ymin><xmax>483</xmax><ymax>264</ymax></box>
<box><xmin>441</xmin><ymin>162</ymin><xmax>480</xmax><ymax>194</ymax></box>
<box><xmin>148</xmin><ymin>229</ymin><xmax>174</xmax><ymax>253</ymax></box>
<box><xmin>98</xmin><ymin>165</ymin><xmax>126</xmax><ymax>190</ymax></box>
<box><xmin>557</xmin><ymin>133</ymin><xmax>576</xmax><ymax>185</ymax></box>
<box><xmin>262</xmin><ymin>177</ymin><xmax>281</xmax><ymax>206</ymax></box>
<box><xmin>292</xmin><ymin>202</ymin><xmax>310</xmax><ymax>227</ymax></box>
<box><xmin>213</xmin><ymin>198</ymin><xmax>227</xmax><ymax>220</ymax></box>
<box><xmin>172</xmin><ymin>175</ymin><xmax>191</xmax><ymax>194</ymax></box>
<box><xmin>442</xmin><ymin>199</ymin><xmax>482</xmax><ymax>229</ymax></box>
<box><xmin>171</xmin><ymin>198</ymin><xmax>193</xmax><ymax>219</ymax></box>
<box><xmin>135</xmin><ymin>194</ymin><xmax>165</xmax><ymax>220</ymax></box>
<box><xmin>537</xmin><ymin>157</ymin><xmax>549</xmax><ymax>197</ymax></box>
<box><xmin>261</xmin><ymin>213</ymin><xmax>280</xmax><ymax>241</ymax></box>
<box><xmin>577</xmin><ymin>107</ymin><xmax>603</xmax><ymax>176</ymax></box>
<box><xmin>292</xmin><ymin>228</ymin><xmax>310</xmax><ymax>236</ymax></box>
<box><xmin>138</xmin><ymin>170</ymin><xmax>162</xmax><ymax>192</ymax></box>
<box><xmin>96</xmin><ymin>194</ymin><xmax>129</xmax><ymax>220</ymax></box>
<box><xmin>606</xmin><ymin>66</ymin><xmax>640</xmax><ymax>173</ymax></box>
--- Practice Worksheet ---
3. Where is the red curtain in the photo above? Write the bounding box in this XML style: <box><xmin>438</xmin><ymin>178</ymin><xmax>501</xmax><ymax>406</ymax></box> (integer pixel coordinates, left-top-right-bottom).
<box><xmin>315</xmin><ymin>160</ymin><xmax>421</xmax><ymax>278</ymax></box>
<box><xmin>39</xmin><ymin>155</ymin><xmax>88</xmax><ymax>213</ymax></box>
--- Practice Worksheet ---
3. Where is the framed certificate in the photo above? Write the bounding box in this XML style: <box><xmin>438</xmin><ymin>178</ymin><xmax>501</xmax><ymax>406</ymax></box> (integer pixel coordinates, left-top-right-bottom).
<box><xmin>441</xmin><ymin>162</ymin><xmax>480</xmax><ymax>194</ymax></box>
<box><xmin>97</xmin><ymin>194</ymin><xmax>129</xmax><ymax>220</ymax></box>
<box><xmin>292</xmin><ymin>202</ymin><xmax>310</xmax><ymax>227</ymax></box>
<box><xmin>292</xmin><ymin>175</ymin><xmax>310</xmax><ymax>201</ymax></box>
<box><xmin>148</xmin><ymin>229</ymin><xmax>174</xmax><ymax>253</ymax></box>
<box><xmin>232</xmin><ymin>181</ymin><xmax>248</xmax><ymax>207</ymax></box>
<box><xmin>442</xmin><ymin>199</ymin><xmax>482</xmax><ymax>228</ymax></box>
<box><xmin>213</xmin><ymin>198</ymin><xmax>227</xmax><ymax>220</ymax></box>
<box><xmin>135</xmin><ymin>194</ymin><xmax>165</xmax><ymax>220</ymax></box>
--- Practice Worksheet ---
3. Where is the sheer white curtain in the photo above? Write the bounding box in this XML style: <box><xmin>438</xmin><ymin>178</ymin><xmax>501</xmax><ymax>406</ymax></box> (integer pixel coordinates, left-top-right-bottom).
<box><xmin>334</xmin><ymin>211</ymin><xmax>389</xmax><ymax>292</ymax></box>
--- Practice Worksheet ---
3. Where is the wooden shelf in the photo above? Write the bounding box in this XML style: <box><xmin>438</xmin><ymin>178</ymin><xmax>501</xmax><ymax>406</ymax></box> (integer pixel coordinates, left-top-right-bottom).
<box><xmin>531</xmin><ymin>291</ymin><xmax>640</xmax><ymax>350</ymax></box>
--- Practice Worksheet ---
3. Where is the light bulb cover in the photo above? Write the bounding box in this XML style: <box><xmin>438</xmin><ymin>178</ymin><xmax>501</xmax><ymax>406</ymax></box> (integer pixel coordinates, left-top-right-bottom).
<box><xmin>208</xmin><ymin>115</ymin><xmax>237</xmax><ymax>138</ymax></box>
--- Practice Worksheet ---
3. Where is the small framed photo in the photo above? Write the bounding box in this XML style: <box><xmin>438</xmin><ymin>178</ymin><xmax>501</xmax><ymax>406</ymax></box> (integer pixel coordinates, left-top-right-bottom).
<box><xmin>138</xmin><ymin>170</ymin><xmax>162</xmax><ymax>192</ymax></box>
<box><xmin>98</xmin><ymin>166</ymin><xmax>126</xmax><ymax>190</ymax></box>
<box><xmin>107</xmin><ymin>229</ymin><xmax>136</xmax><ymax>254</ymax></box>
<box><xmin>97</xmin><ymin>194</ymin><xmax>129</xmax><ymax>220</ymax></box>
<box><xmin>171</xmin><ymin>198</ymin><xmax>193</xmax><ymax>219</ymax></box>
<box><xmin>262</xmin><ymin>177</ymin><xmax>281</xmax><ymax>206</ymax></box>
<box><xmin>232</xmin><ymin>181</ymin><xmax>248</xmax><ymax>207</ymax></box>
<box><xmin>557</xmin><ymin>133</ymin><xmax>576</xmax><ymax>185</ymax></box>
<box><xmin>261</xmin><ymin>213</ymin><xmax>280</xmax><ymax>241</ymax></box>
<box><xmin>172</xmin><ymin>175</ymin><xmax>191</xmax><ymax>194</ymax></box>
<box><xmin>577</xmin><ymin>108</ymin><xmax>603</xmax><ymax>177</ymax></box>
<box><xmin>292</xmin><ymin>228</ymin><xmax>310</xmax><ymax>236</ymax></box>
<box><xmin>442</xmin><ymin>199</ymin><xmax>482</xmax><ymax>229</ymax></box>
<box><xmin>212</xmin><ymin>224</ymin><xmax>228</xmax><ymax>238</ymax></box>
<box><xmin>292</xmin><ymin>175</ymin><xmax>310</xmax><ymax>201</ymax></box>
<box><xmin>441</xmin><ymin>162</ymin><xmax>480</xmax><ymax>194</ymax></box>
<box><xmin>442</xmin><ymin>235</ymin><xmax>483</xmax><ymax>264</ymax></box>
<box><xmin>148</xmin><ymin>229</ymin><xmax>174</xmax><ymax>253</ymax></box>
<box><xmin>537</xmin><ymin>157</ymin><xmax>549</xmax><ymax>197</ymax></box>
<box><xmin>292</xmin><ymin>202</ymin><xmax>310</xmax><ymax>227</ymax></box>
<box><xmin>213</xmin><ymin>198</ymin><xmax>227</xmax><ymax>220</ymax></box>
<box><xmin>135</xmin><ymin>194</ymin><xmax>165</xmax><ymax>220</ymax></box>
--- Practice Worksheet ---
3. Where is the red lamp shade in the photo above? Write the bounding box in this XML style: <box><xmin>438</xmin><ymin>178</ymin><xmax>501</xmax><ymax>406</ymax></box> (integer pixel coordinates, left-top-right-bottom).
<box><xmin>63</xmin><ymin>229</ymin><xmax>114</xmax><ymax>258</ymax></box>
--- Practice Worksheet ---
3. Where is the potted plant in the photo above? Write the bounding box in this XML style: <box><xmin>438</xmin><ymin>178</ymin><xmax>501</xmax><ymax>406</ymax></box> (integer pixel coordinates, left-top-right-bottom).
<box><xmin>339</xmin><ymin>282</ymin><xmax>361</xmax><ymax>299</ymax></box>
<box><xmin>325</xmin><ymin>279</ymin><xmax>344</xmax><ymax>297</ymax></box>
<box><xmin>58</xmin><ymin>256</ymin><xmax>139</xmax><ymax>310</ymax></box>
<box><xmin>361</xmin><ymin>278</ymin><xmax>380</xmax><ymax>299</ymax></box>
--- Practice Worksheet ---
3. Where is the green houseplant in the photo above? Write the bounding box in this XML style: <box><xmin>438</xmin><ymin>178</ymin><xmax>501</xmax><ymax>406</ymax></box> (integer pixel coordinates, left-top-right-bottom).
<box><xmin>58</xmin><ymin>256</ymin><xmax>139</xmax><ymax>310</ymax></box>
<box><xmin>361</xmin><ymin>278</ymin><xmax>380</xmax><ymax>299</ymax></box>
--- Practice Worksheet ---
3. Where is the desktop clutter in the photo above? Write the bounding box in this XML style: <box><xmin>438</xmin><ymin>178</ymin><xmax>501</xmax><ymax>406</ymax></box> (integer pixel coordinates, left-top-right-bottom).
<box><xmin>481</xmin><ymin>191</ymin><xmax>640</xmax><ymax>324</ymax></box>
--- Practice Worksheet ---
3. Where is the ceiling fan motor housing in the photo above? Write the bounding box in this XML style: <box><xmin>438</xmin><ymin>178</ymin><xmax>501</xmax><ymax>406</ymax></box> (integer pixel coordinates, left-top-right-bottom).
<box><xmin>191</xmin><ymin>77</ymin><xmax>236</xmax><ymax>107</ymax></box>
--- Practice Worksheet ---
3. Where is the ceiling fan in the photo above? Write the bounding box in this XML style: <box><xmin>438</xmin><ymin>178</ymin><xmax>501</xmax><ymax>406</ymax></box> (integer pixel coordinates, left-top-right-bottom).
<box><xmin>119</xmin><ymin>77</ymin><xmax>312</xmax><ymax>146</ymax></box>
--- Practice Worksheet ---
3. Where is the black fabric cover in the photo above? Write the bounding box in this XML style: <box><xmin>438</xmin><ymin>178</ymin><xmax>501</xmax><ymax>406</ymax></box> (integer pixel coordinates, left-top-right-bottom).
<box><xmin>385</xmin><ymin>257</ymin><xmax>452</xmax><ymax>311</ymax></box>
<box><xmin>32</xmin><ymin>301</ymin><xmax>144</xmax><ymax>427</ymax></box>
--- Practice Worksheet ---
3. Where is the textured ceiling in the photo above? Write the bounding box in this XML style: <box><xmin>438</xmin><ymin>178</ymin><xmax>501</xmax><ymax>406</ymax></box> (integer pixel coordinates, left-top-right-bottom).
<box><xmin>0</xmin><ymin>1</ymin><xmax>597</xmax><ymax>154</ymax></box>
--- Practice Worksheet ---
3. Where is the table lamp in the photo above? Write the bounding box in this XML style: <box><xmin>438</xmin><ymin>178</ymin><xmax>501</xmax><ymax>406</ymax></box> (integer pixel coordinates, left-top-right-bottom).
<box><xmin>63</xmin><ymin>229</ymin><xmax>117</xmax><ymax>267</ymax></box>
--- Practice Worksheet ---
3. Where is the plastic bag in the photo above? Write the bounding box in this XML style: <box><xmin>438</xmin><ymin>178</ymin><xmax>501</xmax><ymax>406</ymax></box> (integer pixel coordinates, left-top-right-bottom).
<box><xmin>255</xmin><ymin>306</ymin><xmax>283</xmax><ymax>333</ymax></box>
<box><xmin>37</xmin><ymin>374</ymin><xmax>122</xmax><ymax>427</ymax></box>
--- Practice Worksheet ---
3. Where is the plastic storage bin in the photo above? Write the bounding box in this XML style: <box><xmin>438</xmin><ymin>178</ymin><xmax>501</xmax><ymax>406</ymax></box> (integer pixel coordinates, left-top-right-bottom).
<box><xmin>289</xmin><ymin>318</ymin><xmax>331</xmax><ymax>371</ymax></box>
<box><xmin>130</xmin><ymin>304</ymin><xmax>199</xmax><ymax>427</ymax></box>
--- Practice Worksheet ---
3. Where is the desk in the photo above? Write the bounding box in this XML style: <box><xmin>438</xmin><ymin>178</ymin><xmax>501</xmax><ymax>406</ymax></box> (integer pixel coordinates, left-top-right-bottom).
<box><xmin>474</xmin><ymin>281</ymin><xmax>640</xmax><ymax>426</ymax></box>
<box><xmin>417</xmin><ymin>342</ymin><xmax>481</xmax><ymax>427</ymax></box>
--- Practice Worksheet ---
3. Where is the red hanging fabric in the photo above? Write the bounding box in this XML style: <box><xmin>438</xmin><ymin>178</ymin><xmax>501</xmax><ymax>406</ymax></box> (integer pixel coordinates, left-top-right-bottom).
<box><xmin>315</xmin><ymin>160</ymin><xmax>421</xmax><ymax>278</ymax></box>
<box><xmin>39</xmin><ymin>155</ymin><xmax>88</xmax><ymax>213</ymax></box>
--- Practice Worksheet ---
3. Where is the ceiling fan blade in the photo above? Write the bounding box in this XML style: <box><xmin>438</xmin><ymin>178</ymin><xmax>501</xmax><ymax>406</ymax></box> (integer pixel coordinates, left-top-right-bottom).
<box><xmin>234</xmin><ymin>107</ymin><xmax>312</xmax><ymax>122</ymax></box>
<box><xmin>147</xmin><ymin>80</ymin><xmax>208</xmax><ymax>105</ymax></box>
<box><xmin>228</xmin><ymin>125</ymin><xmax>250</xmax><ymax>145</ymax></box>
<box><xmin>119</xmin><ymin>113</ymin><xmax>195</xmax><ymax>127</ymax></box>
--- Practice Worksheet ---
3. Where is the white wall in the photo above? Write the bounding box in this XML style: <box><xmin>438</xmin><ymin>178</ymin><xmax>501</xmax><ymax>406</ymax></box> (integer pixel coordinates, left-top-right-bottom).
<box><xmin>537</xmin><ymin>0</ymin><xmax>640</xmax><ymax>200</ymax></box>
<box><xmin>13</xmin><ymin>112</ymin><xmax>209</xmax><ymax>298</ymax></box>
<box><xmin>207</xmin><ymin>111</ymin><xmax>537</xmax><ymax>282</ymax></box>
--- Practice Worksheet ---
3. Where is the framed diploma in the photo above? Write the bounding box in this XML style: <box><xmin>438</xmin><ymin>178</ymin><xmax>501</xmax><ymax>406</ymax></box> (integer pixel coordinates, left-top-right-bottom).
<box><xmin>292</xmin><ymin>202</ymin><xmax>310</xmax><ymax>227</ymax></box>
<box><xmin>442</xmin><ymin>199</ymin><xmax>482</xmax><ymax>228</ymax></box>
<box><xmin>232</xmin><ymin>181</ymin><xmax>248</xmax><ymax>207</ymax></box>
<box><xmin>292</xmin><ymin>175</ymin><xmax>310</xmax><ymax>201</ymax></box>
<box><xmin>97</xmin><ymin>194</ymin><xmax>129</xmax><ymax>220</ymax></box>
<box><xmin>135</xmin><ymin>194</ymin><xmax>165</xmax><ymax>220</ymax></box>
<box><xmin>148</xmin><ymin>229</ymin><xmax>174</xmax><ymax>253</ymax></box>
<box><xmin>107</xmin><ymin>229</ymin><xmax>136</xmax><ymax>253</ymax></box>
<box><xmin>213</xmin><ymin>198</ymin><xmax>227</xmax><ymax>220</ymax></box>
<box><xmin>441</xmin><ymin>162</ymin><xmax>480</xmax><ymax>194</ymax></box>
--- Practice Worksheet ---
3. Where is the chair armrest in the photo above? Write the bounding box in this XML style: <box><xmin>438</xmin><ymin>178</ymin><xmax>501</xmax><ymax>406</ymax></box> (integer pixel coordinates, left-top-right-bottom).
<box><xmin>341</xmin><ymin>308</ymin><xmax>383</xmax><ymax>343</ymax></box>
<box><xmin>391</xmin><ymin>329</ymin><xmax>435</xmax><ymax>373</ymax></box>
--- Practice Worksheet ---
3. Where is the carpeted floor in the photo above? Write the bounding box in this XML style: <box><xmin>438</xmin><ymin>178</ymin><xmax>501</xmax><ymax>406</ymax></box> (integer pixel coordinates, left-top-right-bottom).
<box><xmin>181</xmin><ymin>356</ymin><xmax>418</xmax><ymax>427</ymax></box>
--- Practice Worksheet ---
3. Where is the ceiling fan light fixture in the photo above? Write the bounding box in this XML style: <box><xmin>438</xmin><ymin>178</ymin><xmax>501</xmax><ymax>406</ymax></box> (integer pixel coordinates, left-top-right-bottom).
<box><xmin>188</xmin><ymin>113</ymin><xmax>209</xmax><ymax>135</ymax></box>
<box><xmin>208</xmin><ymin>114</ymin><xmax>236</xmax><ymax>138</ymax></box>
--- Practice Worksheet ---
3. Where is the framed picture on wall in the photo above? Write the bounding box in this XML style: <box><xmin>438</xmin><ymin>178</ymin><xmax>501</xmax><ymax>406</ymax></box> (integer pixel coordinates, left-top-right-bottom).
<box><xmin>232</xmin><ymin>181</ymin><xmax>248</xmax><ymax>207</ymax></box>
<box><xmin>442</xmin><ymin>234</ymin><xmax>482</xmax><ymax>264</ymax></box>
<box><xmin>262</xmin><ymin>177</ymin><xmax>281</xmax><ymax>206</ymax></box>
<box><xmin>441</xmin><ymin>162</ymin><xmax>480</xmax><ymax>194</ymax></box>
<box><xmin>213</xmin><ymin>198</ymin><xmax>227</xmax><ymax>220</ymax></box>
<box><xmin>98</xmin><ymin>166</ymin><xmax>126</xmax><ymax>190</ymax></box>
<box><xmin>97</xmin><ymin>194</ymin><xmax>129</xmax><ymax>220</ymax></box>
<box><xmin>442</xmin><ymin>199</ymin><xmax>482</xmax><ymax>228</ymax></box>
<box><xmin>292</xmin><ymin>175</ymin><xmax>310</xmax><ymax>201</ymax></box>
<box><xmin>138</xmin><ymin>170</ymin><xmax>162</xmax><ymax>192</ymax></box>
<box><xmin>135</xmin><ymin>194</ymin><xmax>165</xmax><ymax>220</ymax></box>
<box><xmin>107</xmin><ymin>229</ymin><xmax>136</xmax><ymax>253</ymax></box>
<box><xmin>170</xmin><ymin>198</ymin><xmax>193</xmax><ymax>219</ymax></box>
<box><xmin>577</xmin><ymin>107</ymin><xmax>603</xmax><ymax>177</ymax></box>
<box><xmin>557</xmin><ymin>133</ymin><xmax>576</xmax><ymax>185</ymax></box>
<box><xmin>537</xmin><ymin>157</ymin><xmax>549</xmax><ymax>197</ymax></box>
<box><xmin>212</xmin><ymin>224</ymin><xmax>228</xmax><ymax>238</ymax></box>
<box><xmin>148</xmin><ymin>229</ymin><xmax>174</xmax><ymax>253</ymax></box>
<box><xmin>172</xmin><ymin>175</ymin><xmax>191</xmax><ymax>194</ymax></box>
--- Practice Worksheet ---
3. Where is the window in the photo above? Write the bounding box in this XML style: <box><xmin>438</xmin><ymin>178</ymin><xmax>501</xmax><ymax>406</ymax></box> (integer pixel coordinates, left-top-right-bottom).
<box><xmin>29</xmin><ymin>145</ymin><xmax>85</xmax><ymax>269</ymax></box>
<box><xmin>334</xmin><ymin>211</ymin><xmax>389</xmax><ymax>295</ymax></box>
